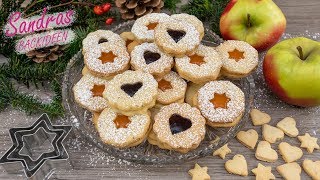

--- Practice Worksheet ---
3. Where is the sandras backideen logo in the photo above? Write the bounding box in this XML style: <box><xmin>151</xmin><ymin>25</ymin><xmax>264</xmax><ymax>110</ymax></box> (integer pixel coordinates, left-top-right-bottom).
<box><xmin>3</xmin><ymin>7</ymin><xmax>76</xmax><ymax>54</ymax></box>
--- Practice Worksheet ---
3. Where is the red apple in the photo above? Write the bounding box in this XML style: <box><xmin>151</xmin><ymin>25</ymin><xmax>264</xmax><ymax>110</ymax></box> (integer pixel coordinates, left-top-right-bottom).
<box><xmin>263</xmin><ymin>37</ymin><xmax>320</xmax><ymax>107</ymax></box>
<box><xmin>220</xmin><ymin>0</ymin><xmax>286</xmax><ymax>51</ymax></box>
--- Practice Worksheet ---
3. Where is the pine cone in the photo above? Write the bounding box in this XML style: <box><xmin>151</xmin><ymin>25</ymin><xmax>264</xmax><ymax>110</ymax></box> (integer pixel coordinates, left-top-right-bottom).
<box><xmin>26</xmin><ymin>45</ymin><xmax>67</xmax><ymax>63</ymax></box>
<box><xmin>116</xmin><ymin>0</ymin><xmax>164</xmax><ymax>20</ymax></box>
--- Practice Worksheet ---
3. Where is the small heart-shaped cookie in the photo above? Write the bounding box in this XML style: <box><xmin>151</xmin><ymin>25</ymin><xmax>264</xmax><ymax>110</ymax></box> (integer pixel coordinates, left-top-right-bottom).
<box><xmin>236</xmin><ymin>129</ymin><xmax>258</xmax><ymax>150</ymax></box>
<box><xmin>255</xmin><ymin>141</ymin><xmax>278</xmax><ymax>162</ymax></box>
<box><xmin>277</xmin><ymin>117</ymin><xmax>299</xmax><ymax>137</ymax></box>
<box><xmin>277</xmin><ymin>162</ymin><xmax>301</xmax><ymax>180</ymax></box>
<box><xmin>279</xmin><ymin>142</ymin><xmax>303</xmax><ymax>163</ymax></box>
<box><xmin>262</xmin><ymin>124</ymin><xmax>284</xmax><ymax>143</ymax></box>
<box><xmin>250</xmin><ymin>109</ymin><xmax>271</xmax><ymax>126</ymax></box>
<box><xmin>302</xmin><ymin>159</ymin><xmax>320</xmax><ymax>180</ymax></box>
<box><xmin>225</xmin><ymin>154</ymin><xmax>248</xmax><ymax>176</ymax></box>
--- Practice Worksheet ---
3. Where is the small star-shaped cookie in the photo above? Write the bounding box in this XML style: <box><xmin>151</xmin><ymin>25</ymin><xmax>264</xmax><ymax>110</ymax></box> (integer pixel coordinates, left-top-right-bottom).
<box><xmin>188</xmin><ymin>163</ymin><xmax>210</xmax><ymax>180</ymax></box>
<box><xmin>213</xmin><ymin>143</ymin><xmax>231</xmax><ymax>159</ymax></box>
<box><xmin>252</xmin><ymin>163</ymin><xmax>275</xmax><ymax>180</ymax></box>
<box><xmin>298</xmin><ymin>133</ymin><xmax>319</xmax><ymax>153</ymax></box>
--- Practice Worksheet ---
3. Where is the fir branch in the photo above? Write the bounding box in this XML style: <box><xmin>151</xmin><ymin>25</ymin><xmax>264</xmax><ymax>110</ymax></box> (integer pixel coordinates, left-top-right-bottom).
<box><xmin>164</xmin><ymin>0</ymin><xmax>181</xmax><ymax>13</ymax></box>
<box><xmin>182</xmin><ymin>0</ymin><xmax>229</xmax><ymax>35</ymax></box>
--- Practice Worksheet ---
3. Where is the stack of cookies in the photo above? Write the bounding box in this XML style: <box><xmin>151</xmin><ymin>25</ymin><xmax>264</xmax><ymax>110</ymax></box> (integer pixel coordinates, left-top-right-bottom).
<box><xmin>73</xmin><ymin>13</ymin><xmax>259</xmax><ymax>153</ymax></box>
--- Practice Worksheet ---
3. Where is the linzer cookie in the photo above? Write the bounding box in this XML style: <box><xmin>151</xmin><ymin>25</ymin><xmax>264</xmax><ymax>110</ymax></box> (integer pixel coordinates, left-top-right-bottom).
<box><xmin>73</xmin><ymin>74</ymin><xmax>109</xmax><ymax>112</ymax></box>
<box><xmin>175</xmin><ymin>44</ymin><xmax>222</xmax><ymax>84</ymax></box>
<box><xmin>103</xmin><ymin>70</ymin><xmax>158</xmax><ymax>116</ymax></box>
<box><xmin>154</xmin><ymin>20</ymin><xmax>201</xmax><ymax>57</ymax></box>
<box><xmin>196</xmin><ymin>81</ymin><xmax>245</xmax><ymax>127</ymax></box>
<box><xmin>156</xmin><ymin>71</ymin><xmax>187</xmax><ymax>106</ymax></box>
<box><xmin>84</xmin><ymin>43</ymin><xmax>130</xmax><ymax>78</ymax></box>
<box><xmin>131</xmin><ymin>13</ymin><xmax>171</xmax><ymax>43</ymax></box>
<box><xmin>130</xmin><ymin>42</ymin><xmax>174</xmax><ymax>78</ymax></box>
<box><xmin>171</xmin><ymin>13</ymin><xmax>204</xmax><ymax>39</ymax></box>
<box><xmin>149</xmin><ymin>103</ymin><xmax>206</xmax><ymax>153</ymax></box>
<box><xmin>95</xmin><ymin>107</ymin><xmax>151</xmax><ymax>148</ymax></box>
<box><xmin>185</xmin><ymin>82</ymin><xmax>203</xmax><ymax>107</ymax></box>
<box><xmin>82</xmin><ymin>30</ymin><xmax>126</xmax><ymax>55</ymax></box>
<box><xmin>120</xmin><ymin>31</ymin><xmax>140</xmax><ymax>53</ymax></box>
<box><xmin>217</xmin><ymin>40</ymin><xmax>258</xmax><ymax>78</ymax></box>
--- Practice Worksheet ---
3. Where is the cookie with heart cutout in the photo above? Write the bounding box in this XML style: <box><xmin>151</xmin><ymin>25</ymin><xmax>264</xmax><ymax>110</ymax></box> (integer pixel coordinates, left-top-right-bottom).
<box><xmin>171</xmin><ymin>13</ymin><xmax>204</xmax><ymax>39</ymax></box>
<box><xmin>103</xmin><ymin>70</ymin><xmax>158</xmax><ymax>116</ymax></box>
<box><xmin>154</xmin><ymin>20</ymin><xmax>201</xmax><ymax>57</ymax></box>
<box><xmin>95</xmin><ymin>107</ymin><xmax>152</xmax><ymax>148</ymax></box>
<box><xmin>150</xmin><ymin>103</ymin><xmax>206</xmax><ymax>153</ymax></box>
<box><xmin>130</xmin><ymin>42</ymin><xmax>174</xmax><ymax>78</ymax></box>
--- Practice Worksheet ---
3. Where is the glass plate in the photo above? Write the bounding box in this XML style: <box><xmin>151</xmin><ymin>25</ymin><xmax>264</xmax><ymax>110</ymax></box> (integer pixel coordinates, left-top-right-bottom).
<box><xmin>62</xmin><ymin>21</ymin><xmax>255</xmax><ymax>164</ymax></box>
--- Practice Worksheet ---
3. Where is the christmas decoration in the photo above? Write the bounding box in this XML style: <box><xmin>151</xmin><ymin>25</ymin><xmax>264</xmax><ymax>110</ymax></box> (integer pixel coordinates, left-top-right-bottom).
<box><xmin>115</xmin><ymin>0</ymin><xmax>164</xmax><ymax>20</ymax></box>
<box><xmin>102</xmin><ymin>3</ymin><xmax>112</xmax><ymax>12</ymax></box>
<box><xmin>105</xmin><ymin>17</ymin><xmax>114</xmax><ymax>25</ymax></box>
<box><xmin>93</xmin><ymin>5</ymin><xmax>104</xmax><ymax>15</ymax></box>
<box><xmin>26</xmin><ymin>45</ymin><xmax>68</xmax><ymax>63</ymax></box>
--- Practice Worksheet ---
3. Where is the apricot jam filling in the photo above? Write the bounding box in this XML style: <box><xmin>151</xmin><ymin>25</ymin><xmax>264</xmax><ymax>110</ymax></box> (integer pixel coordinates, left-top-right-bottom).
<box><xmin>189</xmin><ymin>54</ymin><xmax>205</xmax><ymax>66</ymax></box>
<box><xmin>91</xmin><ymin>84</ymin><xmax>105</xmax><ymax>97</ymax></box>
<box><xmin>114</xmin><ymin>115</ymin><xmax>131</xmax><ymax>129</ymax></box>
<box><xmin>210</xmin><ymin>93</ymin><xmax>230</xmax><ymax>109</ymax></box>
<box><xmin>147</xmin><ymin>23</ymin><xmax>158</xmax><ymax>30</ymax></box>
<box><xmin>158</xmin><ymin>79</ymin><xmax>172</xmax><ymax>91</ymax></box>
<box><xmin>228</xmin><ymin>49</ymin><xmax>244</xmax><ymax>62</ymax></box>
<box><xmin>99</xmin><ymin>51</ymin><xmax>117</xmax><ymax>64</ymax></box>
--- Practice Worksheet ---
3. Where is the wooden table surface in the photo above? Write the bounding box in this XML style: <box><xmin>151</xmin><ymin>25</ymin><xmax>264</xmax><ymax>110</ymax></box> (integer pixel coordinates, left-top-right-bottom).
<box><xmin>1</xmin><ymin>0</ymin><xmax>320</xmax><ymax>179</ymax></box>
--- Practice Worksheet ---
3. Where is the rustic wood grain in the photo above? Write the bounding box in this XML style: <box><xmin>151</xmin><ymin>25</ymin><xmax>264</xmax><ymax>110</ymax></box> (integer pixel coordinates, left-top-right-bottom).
<box><xmin>0</xmin><ymin>0</ymin><xmax>320</xmax><ymax>179</ymax></box>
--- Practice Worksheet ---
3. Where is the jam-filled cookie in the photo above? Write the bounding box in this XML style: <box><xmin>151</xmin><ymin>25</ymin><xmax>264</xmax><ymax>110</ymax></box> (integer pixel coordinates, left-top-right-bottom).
<box><xmin>95</xmin><ymin>107</ymin><xmax>151</xmax><ymax>148</ymax></box>
<box><xmin>154</xmin><ymin>20</ymin><xmax>201</xmax><ymax>57</ymax></box>
<box><xmin>131</xmin><ymin>43</ymin><xmax>174</xmax><ymax>78</ymax></box>
<box><xmin>131</xmin><ymin>13</ymin><xmax>171</xmax><ymax>43</ymax></box>
<box><xmin>156</xmin><ymin>71</ymin><xmax>187</xmax><ymax>105</ymax></box>
<box><xmin>149</xmin><ymin>103</ymin><xmax>206</xmax><ymax>153</ymax></box>
<box><xmin>216</xmin><ymin>40</ymin><xmax>258</xmax><ymax>78</ymax></box>
<box><xmin>103</xmin><ymin>70</ymin><xmax>158</xmax><ymax>116</ymax></box>
<box><xmin>84</xmin><ymin>43</ymin><xmax>130</xmax><ymax>78</ymax></box>
<box><xmin>171</xmin><ymin>13</ymin><xmax>204</xmax><ymax>39</ymax></box>
<box><xmin>175</xmin><ymin>44</ymin><xmax>222</xmax><ymax>84</ymax></box>
<box><xmin>185</xmin><ymin>82</ymin><xmax>203</xmax><ymax>107</ymax></box>
<box><xmin>73</xmin><ymin>74</ymin><xmax>109</xmax><ymax>112</ymax></box>
<box><xmin>196</xmin><ymin>81</ymin><xmax>245</xmax><ymax>127</ymax></box>
<box><xmin>82</xmin><ymin>30</ymin><xmax>125</xmax><ymax>55</ymax></box>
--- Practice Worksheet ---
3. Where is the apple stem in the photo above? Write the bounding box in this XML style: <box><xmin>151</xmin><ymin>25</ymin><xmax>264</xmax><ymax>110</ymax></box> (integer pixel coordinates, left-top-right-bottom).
<box><xmin>296</xmin><ymin>46</ymin><xmax>305</xmax><ymax>60</ymax></box>
<box><xmin>247</xmin><ymin>14</ymin><xmax>251</xmax><ymax>28</ymax></box>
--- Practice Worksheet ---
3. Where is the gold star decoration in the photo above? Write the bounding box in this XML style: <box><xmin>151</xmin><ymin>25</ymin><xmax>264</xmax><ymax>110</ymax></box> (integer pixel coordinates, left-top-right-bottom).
<box><xmin>213</xmin><ymin>143</ymin><xmax>231</xmax><ymax>159</ymax></box>
<box><xmin>298</xmin><ymin>133</ymin><xmax>319</xmax><ymax>153</ymax></box>
<box><xmin>188</xmin><ymin>163</ymin><xmax>211</xmax><ymax>180</ymax></box>
<box><xmin>228</xmin><ymin>49</ymin><xmax>245</xmax><ymax>62</ymax></box>
<box><xmin>252</xmin><ymin>163</ymin><xmax>275</xmax><ymax>180</ymax></box>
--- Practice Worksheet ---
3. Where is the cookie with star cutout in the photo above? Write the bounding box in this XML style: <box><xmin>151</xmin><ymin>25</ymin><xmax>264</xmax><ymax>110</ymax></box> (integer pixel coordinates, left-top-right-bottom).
<box><xmin>196</xmin><ymin>81</ymin><xmax>245</xmax><ymax>127</ymax></box>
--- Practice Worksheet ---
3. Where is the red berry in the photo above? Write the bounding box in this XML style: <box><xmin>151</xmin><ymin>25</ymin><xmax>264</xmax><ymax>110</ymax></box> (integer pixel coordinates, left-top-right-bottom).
<box><xmin>105</xmin><ymin>18</ymin><xmax>114</xmax><ymax>25</ymax></box>
<box><xmin>93</xmin><ymin>6</ymin><xmax>104</xmax><ymax>15</ymax></box>
<box><xmin>102</xmin><ymin>3</ymin><xmax>111</xmax><ymax>12</ymax></box>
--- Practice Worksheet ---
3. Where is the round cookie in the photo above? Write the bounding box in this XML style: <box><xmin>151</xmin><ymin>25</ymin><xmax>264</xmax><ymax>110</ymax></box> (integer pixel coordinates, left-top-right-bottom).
<box><xmin>131</xmin><ymin>13</ymin><xmax>171</xmax><ymax>43</ymax></box>
<box><xmin>154</xmin><ymin>20</ymin><xmax>201</xmax><ymax>57</ymax></box>
<box><xmin>84</xmin><ymin>43</ymin><xmax>130</xmax><ymax>78</ymax></box>
<box><xmin>171</xmin><ymin>13</ymin><xmax>204</xmax><ymax>39</ymax></box>
<box><xmin>95</xmin><ymin>107</ymin><xmax>151</xmax><ymax>148</ymax></box>
<box><xmin>175</xmin><ymin>44</ymin><xmax>222</xmax><ymax>84</ymax></box>
<box><xmin>131</xmin><ymin>42</ymin><xmax>174</xmax><ymax>78</ymax></box>
<box><xmin>120</xmin><ymin>31</ymin><xmax>136</xmax><ymax>47</ymax></box>
<box><xmin>72</xmin><ymin>74</ymin><xmax>109</xmax><ymax>112</ymax></box>
<box><xmin>151</xmin><ymin>103</ymin><xmax>206</xmax><ymax>153</ymax></box>
<box><xmin>216</xmin><ymin>40</ymin><xmax>258</xmax><ymax>78</ymax></box>
<box><xmin>103</xmin><ymin>70</ymin><xmax>158</xmax><ymax>116</ymax></box>
<box><xmin>156</xmin><ymin>71</ymin><xmax>187</xmax><ymax>105</ymax></box>
<box><xmin>82</xmin><ymin>30</ymin><xmax>125</xmax><ymax>55</ymax></box>
<box><xmin>196</xmin><ymin>81</ymin><xmax>245</xmax><ymax>127</ymax></box>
